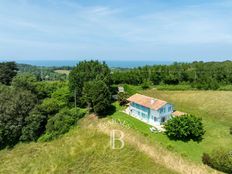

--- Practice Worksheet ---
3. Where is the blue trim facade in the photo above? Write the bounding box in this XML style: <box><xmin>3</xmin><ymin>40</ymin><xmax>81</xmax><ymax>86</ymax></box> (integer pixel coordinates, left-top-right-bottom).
<box><xmin>128</xmin><ymin>102</ymin><xmax>173</xmax><ymax>126</ymax></box>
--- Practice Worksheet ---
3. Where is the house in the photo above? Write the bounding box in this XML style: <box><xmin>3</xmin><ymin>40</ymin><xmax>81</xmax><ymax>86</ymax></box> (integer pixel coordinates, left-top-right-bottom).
<box><xmin>118</xmin><ymin>86</ymin><xmax>125</xmax><ymax>93</ymax></box>
<box><xmin>112</xmin><ymin>86</ymin><xmax>125</xmax><ymax>100</ymax></box>
<box><xmin>126</xmin><ymin>93</ymin><xmax>173</xmax><ymax>126</ymax></box>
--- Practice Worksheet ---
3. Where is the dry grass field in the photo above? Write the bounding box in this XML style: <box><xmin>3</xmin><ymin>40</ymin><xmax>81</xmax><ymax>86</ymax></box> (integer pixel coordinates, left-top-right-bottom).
<box><xmin>0</xmin><ymin>118</ymin><xmax>178</xmax><ymax>174</ymax></box>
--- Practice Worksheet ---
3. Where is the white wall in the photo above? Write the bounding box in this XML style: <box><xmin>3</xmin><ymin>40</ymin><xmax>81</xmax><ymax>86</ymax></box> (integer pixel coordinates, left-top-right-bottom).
<box><xmin>128</xmin><ymin>102</ymin><xmax>173</xmax><ymax>126</ymax></box>
<box><xmin>149</xmin><ymin>103</ymin><xmax>173</xmax><ymax>125</ymax></box>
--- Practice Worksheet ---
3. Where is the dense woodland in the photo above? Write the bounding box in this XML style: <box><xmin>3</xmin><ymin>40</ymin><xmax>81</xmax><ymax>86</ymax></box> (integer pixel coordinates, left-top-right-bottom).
<box><xmin>112</xmin><ymin>60</ymin><xmax>232</xmax><ymax>90</ymax></box>
<box><xmin>0</xmin><ymin>60</ymin><xmax>112</xmax><ymax>149</ymax></box>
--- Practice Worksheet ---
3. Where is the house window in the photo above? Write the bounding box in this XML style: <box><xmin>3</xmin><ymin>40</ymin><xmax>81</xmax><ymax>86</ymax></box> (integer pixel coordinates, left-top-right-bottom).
<box><xmin>161</xmin><ymin>117</ymin><xmax>165</xmax><ymax>122</ymax></box>
<box><xmin>154</xmin><ymin>117</ymin><xmax>157</xmax><ymax>122</ymax></box>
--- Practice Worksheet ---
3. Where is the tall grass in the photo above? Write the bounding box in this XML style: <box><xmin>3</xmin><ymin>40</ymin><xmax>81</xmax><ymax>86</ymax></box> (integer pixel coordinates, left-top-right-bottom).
<box><xmin>0</xmin><ymin>121</ymin><xmax>177</xmax><ymax>174</ymax></box>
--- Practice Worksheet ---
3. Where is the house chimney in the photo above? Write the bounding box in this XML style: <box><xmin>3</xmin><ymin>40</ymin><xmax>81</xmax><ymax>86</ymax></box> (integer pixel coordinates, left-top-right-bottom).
<box><xmin>151</xmin><ymin>99</ymin><xmax>155</xmax><ymax>104</ymax></box>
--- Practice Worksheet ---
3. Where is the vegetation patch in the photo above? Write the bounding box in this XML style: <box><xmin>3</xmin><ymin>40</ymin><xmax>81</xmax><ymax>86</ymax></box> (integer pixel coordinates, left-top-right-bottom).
<box><xmin>164</xmin><ymin>115</ymin><xmax>205</xmax><ymax>141</ymax></box>
<box><xmin>202</xmin><ymin>149</ymin><xmax>232</xmax><ymax>174</ymax></box>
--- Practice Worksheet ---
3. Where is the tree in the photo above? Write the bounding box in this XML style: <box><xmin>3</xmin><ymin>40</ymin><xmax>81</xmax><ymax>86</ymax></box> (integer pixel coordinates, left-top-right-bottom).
<box><xmin>117</xmin><ymin>92</ymin><xmax>129</xmax><ymax>106</ymax></box>
<box><xmin>34</xmin><ymin>81</ymin><xmax>66</xmax><ymax>99</ymax></box>
<box><xmin>12</xmin><ymin>73</ymin><xmax>37</xmax><ymax>92</ymax></box>
<box><xmin>51</xmin><ymin>86</ymin><xmax>71</xmax><ymax>106</ymax></box>
<box><xmin>20</xmin><ymin>108</ymin><xmax>47</xmax><ymax>141</ymax></box>
<box><xmin>69</xmin><ymin>60</ymin><xmax>111</xmax><ymax>105</ymax></box>
<box><xmin>39</xmin><ymin>108</ymin><xmax>86</xmax><ymax>141</ymax></box>
<box><xmin>0</xmin><ymin>62</ymin><xmax>18</xmax><ymax>85</ymax></box>
<box><xmin>141</xmin><ymin>80</ymin><xmax>153</xmax><ymax>89</ymax></box>
<box><xmin>0</xmin><ymin>85</ymin><xmax>36</xmax><ymax>148</ymax></box>
<box><xmin>165</xmin><ymin>114</ymin><xmax>205</xmax><ymax>141</ymax></box>
<box><xmin>83</xmin><ymin>80</ymin><xmax>111</xmax><ymax>115</ymax></box>
<box><xmin>38</xmin><ymin>98</ymin><xmax>65</xmax><ymax>115</ymax></box>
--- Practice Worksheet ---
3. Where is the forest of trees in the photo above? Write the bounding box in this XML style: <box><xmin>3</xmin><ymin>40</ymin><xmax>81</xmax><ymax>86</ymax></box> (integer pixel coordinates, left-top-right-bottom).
<box><xmin>112</xmin><ymin>61</ymin><xmax>232</xmax><ymax>90</ymax></box>
<box><xmin>0</xmin><ymin>62</ymin><xmax>86</xmax><ymax>148</ymax></box>
<box><xmin>0</xmin><ymin>60</ymin><xmax>113</xmax><ymax>149</ymax></box>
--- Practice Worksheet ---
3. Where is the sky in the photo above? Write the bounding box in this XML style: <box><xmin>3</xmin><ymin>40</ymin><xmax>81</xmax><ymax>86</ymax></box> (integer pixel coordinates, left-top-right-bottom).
<box><xmin>1</xmin><ymin>0</ymin><xmax>232</xmax><ymax>62</ymax></box>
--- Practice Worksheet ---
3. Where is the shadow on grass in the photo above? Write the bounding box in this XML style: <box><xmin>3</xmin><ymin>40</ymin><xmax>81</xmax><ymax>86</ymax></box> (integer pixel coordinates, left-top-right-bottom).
<box><xmin>166</xmin><ymin>134</ymin><xmax>204</xmax><ymax>143</ymax></box>
<box><xmin>98</xmin><ymin>104</ymin><xmax>117</xmax><ymax>118</ymax></box>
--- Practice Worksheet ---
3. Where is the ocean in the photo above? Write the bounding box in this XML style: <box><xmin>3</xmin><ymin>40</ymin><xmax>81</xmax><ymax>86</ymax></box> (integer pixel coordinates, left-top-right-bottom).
<box><xmin>15</xmin><ymin>60</ymin><xmax>173</xmax><ymax>68</ymax></box>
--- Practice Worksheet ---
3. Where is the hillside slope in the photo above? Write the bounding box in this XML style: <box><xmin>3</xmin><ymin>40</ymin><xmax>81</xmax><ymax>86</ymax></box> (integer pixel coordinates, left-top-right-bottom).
<box><xmin>0</xmin><ymin>117</ymin><xmax>178</xmax><ymax>174</ymax></box>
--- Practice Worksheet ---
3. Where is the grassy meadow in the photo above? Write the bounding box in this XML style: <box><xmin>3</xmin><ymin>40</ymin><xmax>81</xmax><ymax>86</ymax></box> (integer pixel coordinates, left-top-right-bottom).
<box><xmin>0</xmin><ymin>118</ymin><xmax>177</xmax><ymax>174</ymax></box>
<box><xmin>110</xmin><ymin>86</ymin><xmax>232</xmax><ymax>163</ymax></box>
<box><xmin>54</xmin><ymin>69</ymin><xmax>70</xmax><ymax>75</ymax></box>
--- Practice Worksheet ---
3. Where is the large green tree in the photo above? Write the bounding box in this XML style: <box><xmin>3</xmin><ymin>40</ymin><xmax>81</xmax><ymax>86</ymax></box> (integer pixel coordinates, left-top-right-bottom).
<box><xmin>83</xmin><ymin>80</ymin><xmax>111</xmax><ymax>115</ymax></box>
<box><xmin>0</xmin><ymin>62</ymin><xmax>18</xmax><ymax>85</ymax></box>
<box><xmin>165</xmin><ymin>114</ymin><xmax>205</xmax><ymax>141</ymax></box>
<box><xmin>0</xmin><ymin>85</ymin><xmax>37</xmax><ymax>148</ymax></box>
<box><xmin>69</xmin><ymin>60</ymin><xmax>111</xmax><ymax>105</ymax></box>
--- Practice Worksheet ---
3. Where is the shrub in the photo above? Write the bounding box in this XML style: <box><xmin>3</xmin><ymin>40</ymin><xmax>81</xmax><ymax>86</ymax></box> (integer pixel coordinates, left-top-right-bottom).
<box><xmin>38</xmin><ymin>98</ymin><xmax>65</xmax><ymax>115</ymax></box>
<box><xmin>117</xmin><ymin>92</ymin><xmax>129</xmax><ymax>106</ymax></box>
<box><xmin>51</xmin><ymin>86</ymin><xmax>71</xmax><ymax>106</ymax></box>
<box><xmin>165</xmin><ymin>114</ymin><xmax>205</xmax><ymax>141</ymax></box>
<box><xmin>141</xmin><ymin>80</ymin><xmax>153</xmax><ymax>89</ymax></box>
<box><xmin>192</xmin><ymin>77</ymin><xmax>220</xmax><ymax>90</ymax></box>
<box><xmin>202</xmin><ymin>149</ymin><xmax>232</xmax><ymax>173</ymax></box>
<box><xmin>40</xmin><ymin>108</ymin><xmax>86</xmax><ymax>141</ymax></box>
<box><xmin>34</xmin><ymin>81</ymin><xmax>66</xmax><ymax>99</ymax></box>
<box><xmin>20</xmin><ymin>108</ymin><xmax>47</xmax><ymax>142</ymax></box>
<box><xmin>230</xmin><ymin>127</ymin><xmax>232</xmax><ymax>135</ymax></box>
<box><xmin>202</xmin><ymin>153</ymin><xmax>211</xmax><ymax>166</ymax></box>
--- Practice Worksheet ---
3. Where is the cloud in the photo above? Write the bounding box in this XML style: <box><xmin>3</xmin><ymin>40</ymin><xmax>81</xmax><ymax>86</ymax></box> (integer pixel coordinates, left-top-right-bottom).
<box><xmin>0</xmin><ymin>0</ymin><xmax>232</xmax><ymax>61</ymax></box>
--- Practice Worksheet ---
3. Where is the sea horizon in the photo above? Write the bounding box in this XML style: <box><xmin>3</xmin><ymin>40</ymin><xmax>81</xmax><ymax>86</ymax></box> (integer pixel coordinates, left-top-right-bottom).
<box><xmin>14</xmin><ymin>60</ymin><xmax>174</xmax><ymax>68</ymax></box>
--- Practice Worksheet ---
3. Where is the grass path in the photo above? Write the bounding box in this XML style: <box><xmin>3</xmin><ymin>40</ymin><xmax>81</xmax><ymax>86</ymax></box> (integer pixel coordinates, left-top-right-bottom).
<box><xmin>87</xmin><ymin>116</ymin><xmax>219</xmax><ymax>174</ymax></box>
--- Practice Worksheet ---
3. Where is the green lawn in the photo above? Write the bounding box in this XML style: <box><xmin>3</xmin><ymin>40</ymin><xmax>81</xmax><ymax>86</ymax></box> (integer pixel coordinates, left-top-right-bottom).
<box><xmin>109</xmin><ymin>88</ymin><xmax>232</xmax><ymax>163</ymax></box>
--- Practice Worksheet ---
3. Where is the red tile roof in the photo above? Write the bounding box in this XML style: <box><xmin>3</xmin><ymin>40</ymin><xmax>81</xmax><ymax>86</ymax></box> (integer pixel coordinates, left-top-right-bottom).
<box><xmin>127</xmin><ymin>93</ymin><xmax>167</xmax><ymax>110</ymax></box>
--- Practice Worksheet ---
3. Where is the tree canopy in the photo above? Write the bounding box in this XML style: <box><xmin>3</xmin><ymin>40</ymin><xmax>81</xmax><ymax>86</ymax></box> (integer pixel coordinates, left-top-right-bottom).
<box><xmin>83</xmin><ymin>80</ymin><xmax>111</xmax><ymax>115</ymax></box>
<box><xmin>69</xmin><ymin>60</ymin><xmax>111</xmax><ymax>105</ymax></box>
<box><xmin>165</xmin><ymin>114</ymin><xmax>205</xmax><ymax>141</ymax></box>
<box><xmin>0</xmin><ymin>62</ymin><xmax>18</xmax><ymax>85</ymax></box>
<box><xmin>0</xmin><ymin>85</ymin><xmax>37</xmax><ymax>148</ymax></box>
<box><xmin>112</xmin><ymin>61</ymin><xmax>232</xmax><ymax>90</ymax></box>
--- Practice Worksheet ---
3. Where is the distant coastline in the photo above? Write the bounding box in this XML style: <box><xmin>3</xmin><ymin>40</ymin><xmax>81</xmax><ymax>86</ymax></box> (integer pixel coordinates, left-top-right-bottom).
<box><xmin>15</xmin><ymin>60</ymin><xmax>173</xmax><ymax>68</ymax></box>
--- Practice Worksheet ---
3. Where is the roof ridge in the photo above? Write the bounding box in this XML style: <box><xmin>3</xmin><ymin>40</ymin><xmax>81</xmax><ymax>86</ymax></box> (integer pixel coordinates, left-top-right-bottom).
<box><xmin>135</xmin><ymin>93</ymin><xmax>166</xmax><ymax>103</ymax></box>
<box><xmin>127</xmin><ymin>93</ymin><xmax>168</xmax><ymax>110</ymax></box>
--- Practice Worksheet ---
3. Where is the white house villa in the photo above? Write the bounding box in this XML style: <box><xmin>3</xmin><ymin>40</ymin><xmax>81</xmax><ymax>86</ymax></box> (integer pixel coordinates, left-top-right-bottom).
<box><xmin>125</xmin><ymin>93</ymin><xmax>179</xmax><ymax>126</ymax></box>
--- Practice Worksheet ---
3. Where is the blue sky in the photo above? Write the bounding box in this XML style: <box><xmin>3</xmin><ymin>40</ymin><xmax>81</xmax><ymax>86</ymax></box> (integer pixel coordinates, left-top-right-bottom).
<box><xmin>1</xmin><ymin>0</ymin><xmax>232</xmax><ymax>61</ymax></box>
